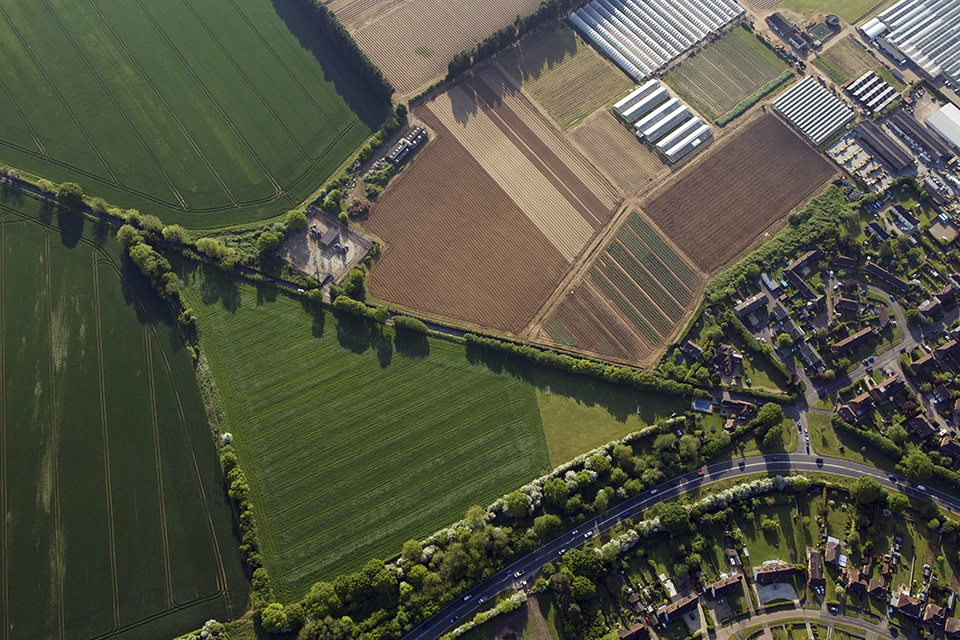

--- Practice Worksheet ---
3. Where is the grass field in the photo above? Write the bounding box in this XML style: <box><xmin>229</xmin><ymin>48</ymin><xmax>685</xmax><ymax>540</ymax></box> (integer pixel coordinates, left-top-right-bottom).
<box><xmin>814</xmin><ymin>38</ymin><xmax>901</xmax><ymax>88</ymax></box>
<box><xmin>180</xmin><ymin>265</ymin><xmax>555</xmax><ymax>601</ymax></box>
<box><xmin>0</xmin><ymin>0</ymin><xmax>388</xmax><ymax>228</ymax></box>
<box><xmin>0</xmin><ymin>192</ymin><xmax>247</xmax><ymax>639</ymax></box>
<box><xmin>773</xmin><ymin>0</ymin><xmax>888</xmax><ymax>23</ymax></box>
<box><xmin>497</xmin><ymin>21</ymin><xmax>634</xmax><ymax>130</ymax></box>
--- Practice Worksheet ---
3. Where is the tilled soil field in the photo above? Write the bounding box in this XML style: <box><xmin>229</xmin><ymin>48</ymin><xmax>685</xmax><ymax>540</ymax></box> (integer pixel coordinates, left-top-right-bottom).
<box><xmin>641</xmin><ymin>114</ymin><xmax>836</xmax><ymax>273</ymax></box>
<box><xmin>569</xmin><ymin>110</ymin><xmax>665</xmax><ymax>196</ymax></box>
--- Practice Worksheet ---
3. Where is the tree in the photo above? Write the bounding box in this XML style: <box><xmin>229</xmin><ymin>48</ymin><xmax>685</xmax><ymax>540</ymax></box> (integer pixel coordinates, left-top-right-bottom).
<box><xmin>756</xmin><ymin>403</ymin><xmax>785</xmax><ymax>428</ymax></box>
<box><xmin>260</xmin><ymin>602</ymin><xmax>288</xmax><ymax>632</ymax></box>
<box><xmin>285</xmin><ymin>209</ymin><xmax>307</xmax><ymax>228</ymax></box>
<box><xmin>851</xmin><ymin>475</ymin><xmax>884</xmax><ymax>505</ymax></box>
<box><xmin>659</xmin><ymin>502</ymin><xmax>691</xmax><ymax>535</ymax></box>
<box><xmin>401</xmin><ymin>539</ymin><xmax>423</xmax><ymax>562</ymax></box>
<box><xmin>762</xmin><ymin>422</ymin><xmax>783</xmax><ymax>447</ymax></box>
<box><xmin>116</xmin><ymin>224</ymin><xmax>142</xmax><ymax>248</ymax></box>
<box><xmin>305</xmin><ymin>581</ymin><xmax>341</xmax><ymax>619</ymax></box>
<box><xmin>760</xmin><ymin>515</ymin><xmax>779</xmax><ymax>532</ymax></box>
<box><xmin>322</xmin><ymin>189</ymin><xmax>342</xmax><ymax>214</ymax></box>
<box><xmin>775</xmin><ymin>333</ymin><xmax>793</xmax><ymax>351</ymax></box>
<box><xmin>162</xmin><ymin>224</ymin><xmax>189</xmax><ymax>244</ymax></box>
<box><xmin>847</xmin><ymin>530</ymin><xmax>861</xmax><ymax>555</ymax></box>
<box><xmin>897</xmin><ymin>450</ymin><xmax>933</xmax><ymax>482</ymax></box>
<box><xmin>505</xmin><ymin>490</ymin><xmax>530</xmax><ymax>518</ymax></box>
<box><xmin>258</xmin><ymin>231</ymin><xmax>282</xmax><ymax>252</ymax></box>
<box><xmin>565</xmin><ymin>548</ymin><xmax>603</xmax><ymax>580</ymax></box>
<box><xmin>589</xmin><ymin>454</ymin><xmax>611</xmax><ymax>476</ymax></box>
<box><xmin>533</xmin><ymin>513</ymin><xmax>562</xmax><ymax>540</ymax></box>
<box><xmin>56</xmin><ymin>182</ymin><xmax>84</xmax><ymax>208</ymax></box>
<box><xmin>570</xmin><ymin>576</ymin><xmax>596</xmax><ymax>602</ymax></box>
<box><xmin>887</xmin><ymin>423</ymin><xmax>908</xmax><ymax>445</ymax></box>
<box><xmin>465</xmin><ymin>505</ymin><xmax>486</xmax><ymax>529</ymax></box>
<box><xmin>887</xmin><ymin>491</ymin><xmax>909</xmax><ymax>513</ymax></box>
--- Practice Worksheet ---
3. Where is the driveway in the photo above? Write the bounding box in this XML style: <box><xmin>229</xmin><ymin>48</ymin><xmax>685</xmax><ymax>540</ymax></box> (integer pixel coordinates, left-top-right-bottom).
<box><xmin>757</xmin><ymin>582</ymin><xmax>798</xmax><ymax>606</ymax></box>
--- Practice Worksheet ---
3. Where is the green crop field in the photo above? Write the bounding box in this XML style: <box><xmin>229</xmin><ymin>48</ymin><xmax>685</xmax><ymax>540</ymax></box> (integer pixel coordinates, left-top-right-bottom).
<box><xmin>0</xmin><ymin>192</ymin><xmax>247</xmax><ymax>639</ymax></box>
<box><xmin>0</xmin><ymin>0</ymin><xmax>388</xmax><ymax>229</ymax></box>
<box><xmin>179</xmin><ymin>265</ymin><xmax>554</xmax><ymax>601</ymax></box>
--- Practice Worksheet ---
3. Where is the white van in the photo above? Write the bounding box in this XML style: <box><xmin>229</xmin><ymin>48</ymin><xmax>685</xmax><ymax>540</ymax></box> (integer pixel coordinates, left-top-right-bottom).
<box><xmin>918</xmin><ymin>485</ymin><xmax>927</xmax><ymax>492</ymax></box>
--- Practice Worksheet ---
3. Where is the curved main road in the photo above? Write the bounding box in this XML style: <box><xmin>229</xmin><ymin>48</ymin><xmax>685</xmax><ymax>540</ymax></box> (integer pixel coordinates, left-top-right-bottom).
<box><xmin>405</xmin><ymin>453</ymin><xmax>959</xmax><ymax>640</ymax></box>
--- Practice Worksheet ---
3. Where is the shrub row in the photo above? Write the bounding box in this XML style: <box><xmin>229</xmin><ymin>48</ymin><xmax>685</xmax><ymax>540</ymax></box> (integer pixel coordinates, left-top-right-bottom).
<box><xmin>831</xmin><ymin>414</ymin><xmax>902</xmax><ymax>458</ymax></box>
<box><xmin>293</xmin><ymin>0</ymin><xmax>394</xmax><ymax>100</ymax></box>
<box><xmin>463</xmin><ymin>333</ymin><xmax>709</xmax><ymax>399</ymax></box>
<box><xmin>715</xmin><ymin>68</ymin><xmax>794</xmax><ymax>126</ymax></box>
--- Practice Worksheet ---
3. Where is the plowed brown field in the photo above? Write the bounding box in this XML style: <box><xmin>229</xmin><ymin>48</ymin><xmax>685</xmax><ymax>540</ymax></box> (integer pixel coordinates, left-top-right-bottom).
<box><xmin>570</xmin><ymin>110</ymin><xmax>665</xmax><ymax>196</ymax></box>
<box><xmin>340</xmin><ymin>0</ymin><xmax>541</xmax><ymax>96</ymax></box>
<box><xmin>642</xmin><ymin>114</ymin><xmax>836</xmax><ymax>273</ymax></box>
<box><xmin>365</xmin><ymin>68</ymin><xmax>618</xmax><ymax>333</ymax></box>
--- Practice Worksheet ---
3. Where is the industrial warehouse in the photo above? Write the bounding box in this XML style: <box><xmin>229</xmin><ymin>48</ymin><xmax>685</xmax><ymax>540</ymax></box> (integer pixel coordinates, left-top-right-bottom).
<box><xmin>772</xmin><ymin>75</ymin><xmax>855</xmax><ymax>145</ymax></box>
<box><xmin>569</xmin><ymin>0</ymin><xmax>744</xmax><ymax>82</ymax></box>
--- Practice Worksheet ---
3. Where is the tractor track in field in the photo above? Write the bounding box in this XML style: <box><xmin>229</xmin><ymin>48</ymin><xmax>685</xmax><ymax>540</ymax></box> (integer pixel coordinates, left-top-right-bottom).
<box><xmin>85</xmin><ymin>0</ymin><xmax>239</xmax><ymax>208</ymax></box>
<box><xmin>0</xmin><ymin>212</ymin><xmax>6</xmax><ymax>640</ymax></box>
<box><xmin>138</xmin><ymin>0</ymin><xmax>283</xmax><ymax>199</ymax></box>
<box><xmin>91</xmin><ymin>252</ymin><xmax>120</xmax><ymax>629</ymax></box>
<box><xmin>39</xmin><ymin>0</ymin><xmax>187</xmax><ymax>210</ymax></box>
<box><xmin>143</xmin><ymin>328</ymin><xmax>175</xmax><ymax>607</ymax></box>
<box><xmin>43</xmin><ymin>230</ymin><xmax>65</xmax><ymax>640</ymax></box>
<box><xmin>0</xmin><ymin>74</ymin><xmax>45</xmax><ymax>157</ymax></box>
<box><xmin>0</xmin><ymin>4</ymin><xmax>118</xmax><ymax>187</ymax></box>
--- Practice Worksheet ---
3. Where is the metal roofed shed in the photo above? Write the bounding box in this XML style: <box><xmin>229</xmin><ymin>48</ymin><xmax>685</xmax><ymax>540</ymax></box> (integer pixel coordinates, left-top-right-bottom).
<box><xmin>773</xmin><ymin>75</ymin><xmax>855</xmax><ymax>145</ymax></box>
<box><xmin>640</xmin><ymin>104</ymin><xmax>691</xmax><ymax>142</ymax></box>
<box><xmin>319</xmin><ymin>227</ymin><xmax>339</xmax><ymax>247</ymax></box>
<box><xmin>861</xmin><ymin>17</ymin><xmax>887</xmax><ymax>40</ymax></box>
<box><xmin>635</xmin><ymin>97</ymin><xmax>681</xmax><ymax>133</ymax></box>
<box><xmin>856</xmin><ymin>120</ymin><xmax>914</xmax><ymax>172</ymax></box>
<box><xmin>614</xmin><ymin>80</ymin><xmax>661</xmax><ymax>117</ymax></box>
<box><xmin>655</xmin><ymin>116</ymin><xmax>705</xmax><ymax>151</ymax></box>
<box><xmin>876</xmin><ymin>0</ymin><xmax>960</xmax><ymax>85</ymax></box>
<box><xmin>661</xmin><ymin>122</ymin><xmax>713</xmax><ymax>162</ymax></box>
<box><xmin>926</xmin><ymin>103</ymin><xmax>960</xmax><ymax>153</ymax></box>
<box><xmin>890</xmin><ymin>112</ymin><xmax>954</xmax><ymax>161</ymax></box>
<box><xmin>620</xmin><ymin>87</ymin><xmax>670</xmax><ymax>123</ymax></box>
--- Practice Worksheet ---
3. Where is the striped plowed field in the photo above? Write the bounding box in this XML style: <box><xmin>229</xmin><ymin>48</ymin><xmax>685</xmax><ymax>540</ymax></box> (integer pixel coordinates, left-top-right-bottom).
<box><xmin>346</xmin><ymin>0</ymin><xmax>541</xmax><ymax>95</ymax></box>
<box><xmin>569</xmin><ymin>109</ymin><xmax>665</xmax><ymax>197</ymax></box>
<box><xmin>366</xmin><ymin>69</ymin><xmax>619</xmax><ymax>333</ymax></box>
<box><xmin>641</xmin><ymin>114</ymin><xmax>836</xmax><ymax>273</ymax></box>
<box><xmin>540</xmin><ymin>209</ymin><xmax>704</xmax><ymax>365</ymax></box>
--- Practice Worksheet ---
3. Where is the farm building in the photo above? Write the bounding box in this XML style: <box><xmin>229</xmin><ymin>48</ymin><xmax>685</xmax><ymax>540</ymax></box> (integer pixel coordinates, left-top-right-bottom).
<box><xmin>570</xmin><ymin>0</ymin><xmax>744</xmax><ymax>81</ymax></box>
<box><xmin>638</xmin><ymin>102</ymin><xmax>691</xmax><ymax>142</ymax></box>
<box><xmin>635</xmin><ymin>98</ymin><xmax>682</xmax><ymax>135</ymax></box>
<box><xmin>621</xmin><ymin>86</ymin><xmax>670</xmax><ymax>123</ymax></box>
<box><xmin>871</xmin><ymin>0</ymin><xmax>960</xmax><ymax>85</ymax></box>
<box><xmin>927</xmin><ymin>103</ymin><xmax>960</xmax><ymax>153</ymax></box>
<box><xmin>614</xmin><ymin>80</ymin><xmax>662</xmax><ymax>118</ymax></box>
<box><xmin>847</xmin><ymin>71</ymin><xmax>899</xmax><ymax>113</ymax></box>
<box><xmin>767</xmin><ymin>13</ymin><xmax>805</xmax><ymax>50</ymax></box>
<box><xmin>772</xmin><ymin>76</ymin><xmax>855</xmax><ymax>145</ymax></box>
<box><xmin>860</xmin><ymin>17</ymin><xmax>887</xmax><ymax>40</ymax></box>
<box><xmin>889</xmin><ymin>113</ymin><xmax>954</xmax><ymax>162</ymax></box>
<box><xmin>660</xmin><ymin>121</ymin><xmax>713</xmax><ymax>162</ymax></box>
<box><xmin>855</xmin><ymin>120</ymin><xmax>914</xmax><ymax>172</ymax></box>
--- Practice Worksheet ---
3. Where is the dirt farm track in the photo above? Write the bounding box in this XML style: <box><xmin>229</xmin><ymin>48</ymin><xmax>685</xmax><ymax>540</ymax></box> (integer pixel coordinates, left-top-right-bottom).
<box><xmin>365</xmin><ymin>66</ymin><xmax>619</xmax><ymax>333</ymax></box>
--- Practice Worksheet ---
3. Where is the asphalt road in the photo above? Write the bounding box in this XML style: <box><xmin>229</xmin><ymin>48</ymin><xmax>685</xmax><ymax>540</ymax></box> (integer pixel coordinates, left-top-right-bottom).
<box><xmin>404</xmin><ymin>453</ymin><xmax>960</xmax><ymax>640</ymax></box>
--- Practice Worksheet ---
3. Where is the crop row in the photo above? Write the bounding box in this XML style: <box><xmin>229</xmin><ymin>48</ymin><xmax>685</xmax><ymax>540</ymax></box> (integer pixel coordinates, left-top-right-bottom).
<box><xmin>543</xmin><ymin>316</ymin><xmax>578</xmax><ymax>347</ymax></box>
<box><xmin>556</xmin><ymin>299</ymin><xmax>620</xmax><ymax>357</ymax></box>
<box><xmin>614</xmin><ymin>227</ymin><xmax>693</xmax><ymax>307</ymax></box>
<box><xmin>698</xmin><ymin>48</ymin><xmax>755</xmax><ymax>93</ymax></box>
<box><xmin>590</xmin><ymin>271</ymin><xmax>660</xmax><ymax>342</ymax></box>
<box><xmin>625</xmin><ymin>214</ymin><xmax>700</xmax><ymax>288</ymax></box>
<box><xmin>670</xmin><ymin>63</ymin><xmax>732</xmax><ymax>112</ymax></box>
<box><xmin>722</xmin><ymin>37</ymin><xmax>779</xmax><ymax>83</ymax></box>
<box><xmin>605</xmin><ymin>249</ymin><xmax>685</xmax><ymax>322</ymax></box>
<box><xmin>596</xmin><ymin>260</ymin><xmax>672</xmax><ymax>335</ymax></box>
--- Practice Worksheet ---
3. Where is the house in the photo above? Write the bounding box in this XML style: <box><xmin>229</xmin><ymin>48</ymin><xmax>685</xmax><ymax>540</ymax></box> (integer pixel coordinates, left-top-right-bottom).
<box><xmin>865</xmin><ymin>263</ymin><xmax>909</xmax><ymax>294</ymax></box>
<box><xmin>878</xmin><ymin>306</ymin><xmax>891</xmax><ymax>329</ymax></box>
<box><xmin>681</xmin><ymin>340</ymin><xmax>704</xmax><ymax>361</ymax></box>
<box><xmin>919</xmin><ymin>299</ymin><xmax>942</xmax><ymax>318</ymax></box>
<box><xmin>835</xmin><ymin>328</ymin><xmax>874</xmax><ymax>353</ymax></box>
<box><xmin>892</xmin><ymin>590</ymin><xmax>923</xmax><ymax>618</ymax></box>
<box><xmin>799</xmin><ymin>341</ymin><xmax>825</xmax><ymax>371</ymax></box>
<box><xmin>945</xmin><ymin>618</ymin><xmax>960</xmax><ymax>637</ymax></box>
<box><xmin>784</xmin><ymin>268</ymin><xmax>817</xmax><ymax>300</ymax></box>
<box><xmin>867</xmin><ymin>579</ymin><xmax>887</xmax><ymax>600</ymax></box>
<box><xmin>754</xmin><ymin>560</ymin><xmax>797</xmax><ymax>583</ymax></box>
<box><xmin>718</xmin><ymin>400</ymin><xmax>756</xmax><ymax>419</ymax></box>
<box><xmin>782</xmin><ymin>317</ymin><xmax>805</xmax><ymax>341</ymax></box>
<box><xmin>762</xmin><ymin>272</ymin><xmax>782</xmax><ymax>295</ymax></box>
<box><xmin>771</xmin><ymin>302</ymin><xmax>790</xmax><ymax>323</ymax></box>
<box><xmin>657</xmin><ymin>593</ymin><xmax>699</xmax><ymax>623</ymax></box>
<box><xmin>713</xmin><ymin>345</ymin><xmax>742</xmax><ymax>376</ymax></box>
<box><xmin>925</xmin><ymin>603</ymin><xmax>946</xmax><ymax>626</ymax></box>
<box><xmin>834</xmin><ymin>297</ymin><xmax>861</xmax><ymax>313</ymax></box>
<box><xmin>786</xmin><ymin>248</ymin><xmax>824</xmax><ymax>273</ymax></box>
<box><xmin>837</xmin><ymin>405</ymin><xmax>859</xmax><ymax>425</ymax></box>
<box><xmin>908</xmin><ymin>416</ymin><xmax>936</xmax><ymax>439</ymax></box>
<box><xmin>940</xmin><ymin>436</ymin><xmax>960</xmax><ymax>459</ymax></box>
<box><xmin>935</xmin><ymin>284</ymin><xmax>958</xmax><ymax>306</ymax></box>
<box><xmin>734</xmin><ymin>295</ymin><xmax>767</xmax><ymax>321</ymax></box>
<box><xmin>934</xmin><ymin>382</ymin><xmax>953</xmax><ymax>404</ymax></box>
<box><xmin>618</xmin><ymin>622</ymin><xmax>650</xmax><ymax>640</ymax></box>
<box><xmin>865</xmin><ymin>221</ymin><xmax>890</xmax><ymax>241</ymax></box>
<box><xmin>955</xmin><ymin>398</ymin><xmax>960</xmax><ymax>422</ymax></box>
<box><xmin>825</xmin><ymin>537</ymin><xmax>841</xmax><ymax>565</ymax></box>
<box><xmin>807</xmin><ymin>548</ymin><xmax>826</xmax><ymax>587</ymax></box>
<box><xmin>848</xmin><ymin>568</ymin><xmax>868</xmax><ymax>594</ymax></box>
<box><xmin>318</xmin><ymin>227</ymin><xmax>340</xmax><ymax>248</ymax></box>
<box><xmin>627</xmin><ymin>592</ymin><xmax>641</xmax><ymax>609</ymax></box>
<box><xmin>935</xmin><ymin>340</ymin><xmax>960</xmax><ymax>363</ymax></box>
<box><xmin>913</xmin><ymin>353</ymin><xmax>939</xmax><ymax>375</ymax></box>
<box><xmin>871</xmin><ymin>375</ymin><xmax>905</xmax><ymax>402</ymax></box>
<box><xmin>849</xmin><ymin>391</ymin><xmax>874</xmax><ymax>417</ymax></box>
<box><xmin>705</xmin><ymin>574</ymin><xmax>742</xmax><ymax>598</ymax></box>
<box><xmin>834</xmin><ymin>255</ymin><xmax>858</xmax><ymax>270</ymax></box>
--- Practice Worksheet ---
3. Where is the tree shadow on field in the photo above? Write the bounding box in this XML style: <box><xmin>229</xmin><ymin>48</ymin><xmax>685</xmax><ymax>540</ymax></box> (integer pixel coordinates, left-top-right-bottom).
<box><xmin>198</xmin><ymin>265</ymin><xmax>242</xmax><ymax>314</ymax></box>
<box><xmin>502</xmin><ymin>22</ymin><xmax>577</xmax><ymax>86</ymax></box>
<box><xmin>333</xmin><ymin>308</ymin><xmax>393</xmax><ymax>363</ymax></box>
<box><xmin>394</xmin><ymin>328</ymin><xmax>429</xmax><ymax>359</ymax></box>
<box><xmin>255</xmin><ymin>281</ymin><xmax>278</xmax><ymax>306</ymax></box>
<box><xmin>267</xmin><ymin>0</ymin><xmax>390</xmax><ymax>130</ymax></box>
<box><xmin>301</xmin><ymin>298</ymin><xmax>326</xmax><ymax>338</ymax></box>
<box><xmin>119</xmin><ymin>257</ymin><xmax>176</xmax><ymax>330</ymax></box>
<box><xmin>464</xmin><ymin>341</ymin><xmax>531</xmax><ymax>381</ymax></box>
<box><xmin>38</xmin><ymin>198</ymin><xmax>57</xmax><ymax>223</ymax></box>
<box><xmin>1</xmin><ymin>179</ymin><xmax>23</xmax><ymax>206</ymax></box>
<box><xmin>92</xmin><ymin>216</ymin><xmax>110</xmax><ymax>244</ymax></box>
<box><xmin>56</xmin><ymin>207</ymin><xmax>84</xmax><ymax>249</ymax></box>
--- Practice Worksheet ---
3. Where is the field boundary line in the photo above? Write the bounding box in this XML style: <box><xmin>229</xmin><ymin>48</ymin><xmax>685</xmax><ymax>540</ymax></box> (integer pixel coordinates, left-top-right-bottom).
<box><xmin>144</xmin><ymin>328</ymin><xmax>174</xmax><ymax>606</ymax></box>
<box><xmin>92</xmin><ymin>251</ymin><xmax>120</xmax><ymax>628</ymax></box>
<box><xmin>0</xmin><ymin>212</ymin><xmax>6</xmax><ymax>640</ymax></box>
<box><xmin>0</xmin><ymin>75</ymin><xmax>46</xmax><ymax>157</ymax></box>
<box><xmin>85</xmin><ymin>0</ymin><xmax>239</xmax><ymax>207</ymax></box>
<box><xmin>148</xmin><ymin>325</ymin><xmax>233</xmax><ymax>614</ymax></box>
<box><xmin>39</xmin><ymin>0</ymin><xmax>187</xmax><ymax>210</ymax></box>
<box><xmin>137</xmin><ymin>0</ymin><xmax>283</xmax><ymax>199</ymax></box>
<box><xmin>178</xmin><ymin>0</ymin><xmax>311</xmax><ymax>162</ymax></box>
<box><xmin>0</xmin><ymin>4</ymin><xmax>118</xmax><ymax>186</ymax></box>
<box><xmin>44</xmin><ymin>230</ymin><xmax>65</xmax><ymax>639</ymax></box>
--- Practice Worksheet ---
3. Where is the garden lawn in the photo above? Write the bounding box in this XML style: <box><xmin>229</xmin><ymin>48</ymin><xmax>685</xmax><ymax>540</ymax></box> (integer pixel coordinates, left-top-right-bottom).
<box><xmin>180</xmin><ymin>263</ymin><xmax>552</xmax><ymax>601</ymax></box>
<box><xmin>0</xmin><ymin>0</ymin><xmax>388</xmax><ymax>228</ymax></box>
<box><xmin>533</xmin><ymin>366</ymin><xmax>687</xmax><ymax>467</ymax></box>
<box><xmin>738</xmin><ymin>503</ymin><xmax>801</xmax><ymax>564</ymax></box>
<box><xmin>0</xmin><ymin>193</ymin><xmax>246</xmax><ymax>639</ymax></box>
